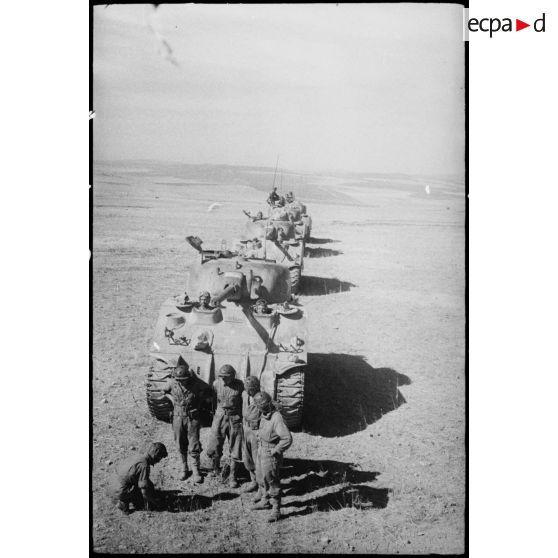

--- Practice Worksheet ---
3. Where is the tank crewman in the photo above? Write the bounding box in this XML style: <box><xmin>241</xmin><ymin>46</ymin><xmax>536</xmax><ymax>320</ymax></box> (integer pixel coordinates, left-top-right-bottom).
<box><xmin>107</xmin><ymin>442</ymin><xmax>168</xmax><ymax>514</ymax></box>
<box><xmin>158</xmin><ymin>363</ymin><xmax>211</xmax><ymax>483</ymax></box>
<box><xmin>241</xmin><ymin>376</ymin><xmax>262</xmax><ymax>493</ymax></box>
<box><xmin>198</xmin><ymin>291</ymin><xmax>212</xmax><ymax>310</ymax></box>
<box><xmin>206</xmin><ymin>364</ymin><xmax>244</xmax><ymax>488</ymax></box>
<box><xmin>252</xmin><ymin>391</ymin><xmax>293</xmax><ymax>522</ymax></box>
<box><xmin>254</xmin><ymin>299</ymin><xmax>271</xmax><ymax>315</ymax></box>
<box><xmin>267</xmin><ymin>186</ymin><xmax>280</xmax><ymax>206</ymax></box>
<box><xmin>285</xmin><ymin>191</ymin><xmax>294</xmax><ymax>203</ymax></box>
<box><xmin>243</xmin><ymin>210</ymin><xmax>265</xmax><ymax>222</ymax></box>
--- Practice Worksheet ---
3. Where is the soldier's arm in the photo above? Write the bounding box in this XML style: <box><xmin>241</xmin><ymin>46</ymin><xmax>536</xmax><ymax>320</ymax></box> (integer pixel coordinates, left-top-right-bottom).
<box><xmin>272</xmin><ymin>414</ymin><xmax>293</xmax><ymax>455</ymax></box>
<box><xmin>138</xmin><ymin>467</ymin><xmax>161</xmax><ymax>509</ymax></box>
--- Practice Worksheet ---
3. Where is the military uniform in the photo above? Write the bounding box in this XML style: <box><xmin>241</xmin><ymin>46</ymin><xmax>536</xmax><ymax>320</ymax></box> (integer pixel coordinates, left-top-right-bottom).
<box><xmin>206</xmin><ymin>378</ymin><xmax>244</xmax><ymax>463</ymax></box>
<box><xmin>267</xmin><ymin>190</ymin><xmax>280</xmax><ymax>205</ymax></box>
<box><xmin>162</xmin><ymin>376</ymin><xmax>209</xmax><ymax>481</ymax></box>
<box><xmin>107</xmin><ymin>454</ymin><xmax>154</xmax><ymax>509</ymax></box>
<box><xmin>242</xmin><ymin>390</ymin><xmax>261</xmax><ymax>477</ymax></box>
<box><xmin>254</xmin><ymin>409</ymin><xmax>292</xmax><ymax>518</ymax></box>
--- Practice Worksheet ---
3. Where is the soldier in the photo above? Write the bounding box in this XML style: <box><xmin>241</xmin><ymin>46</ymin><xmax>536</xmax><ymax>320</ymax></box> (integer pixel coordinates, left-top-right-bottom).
<box><xmin>241</xmin><ymin>376</ymin><xmax>262</xmax><ymax>493</ymax></box>
<box><xmin>206</xmin><ymin>364</ymin><xmax>244</xmax><ymax>488</ymax></box>
<box><xmin>285</xmin><ymin>191</ymin><xmax>294</xmax><ymax>203</ymax></box>
<box><xmin>198</xmin><ymin>291</ymin><xmax>212</xmax><ymax>310</ymax></box>
<box><xmin>158</xmin><ymin>363</ymin><xmax>210</xmax><ymax>483</ymax></box>
<box><xmin>243</xmin><ymin>210</ymin><xmax>265</xmax><ymax>222</ymax></box>
<box><xmin>252</xmin><ymin>391</ymin><xmax>293</xmax><ymax>522</ymax></box>
<box><xmin>107</xmin><ymin>442</ymin><xmax>168</xmax><ymax>514</ymax></box>
<box><xmin>254</xmin><ymin>299</ymin><xmax>271</xmax><ymax>315</ymax></box>
<box><xmin>267</xmin><ymin>186</ymin><xmax>280</xmax><ymax>206</ymax></box>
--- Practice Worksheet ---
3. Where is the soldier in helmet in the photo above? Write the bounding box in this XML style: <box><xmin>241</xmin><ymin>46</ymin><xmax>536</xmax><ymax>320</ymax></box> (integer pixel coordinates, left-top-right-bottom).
<box><xmin>198</xmin><ymin>291</ymin><xmax>212</xmax><ymax>310</ymax></box>
<box><xmin>252</xmin><ymin>391</ymin><xmax>292</xmax><ymax>522</ymax></box>
<box><xmin>285</xmin><ymin>191</ymin><xmax>294</xmax><ymax>203</ymax></box>
<box><xmin>241</xmin><ymin>376</ymin><xmax>262</xmax><ymax>492</ymax></box>
<box><xmin>107</xmin><ymin>442</ymin><xmax>168</xmax><ymax>514</ymax></box>
<box><xmin>206</xmin><ymin>364</ymin><xmax>244</xmax><ymax>488</ymax></box>
<box><xmin>157</xmin><ymin>362</ymin><xmax>211</xmax><ymax>483</ymax></box>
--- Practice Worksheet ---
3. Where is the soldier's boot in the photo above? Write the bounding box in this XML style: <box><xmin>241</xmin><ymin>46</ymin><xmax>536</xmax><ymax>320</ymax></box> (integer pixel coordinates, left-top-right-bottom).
<box><xmin>207</xmin><ymin>457</ymin><xmax>221</xmax><ymax>478</ymax></box>
<box><xmin>252</xmin><ymin>488</ymin><xmax>264</xmax><ymax>503</ymax></box>
<box><xmin>191</xmin><ymin>456</ymin><xmax>203</xmax><ymax>484</ymax></box>
<box><xmin>229</xmin><ymin>460</ymin><xmax>240</xmax><ymax>489</ymax></box>
<box><xmin>179</xmin><ymin>455</ymin><xmax>191</xmax><ymax>481</ymax></box>
<box><xmin>241</xmin><ymin>471</ymin><xmax>258</xmax><ymax>493</ymax></box>
<box><xmin>252</xmin><ymin>498</ymin><xmax>272</xmax><ymax>510</ymax></box>
<box><xmin>267</xmin><ymin>497</ymin><xmax>281</xmax><ymax>522</ymax></box>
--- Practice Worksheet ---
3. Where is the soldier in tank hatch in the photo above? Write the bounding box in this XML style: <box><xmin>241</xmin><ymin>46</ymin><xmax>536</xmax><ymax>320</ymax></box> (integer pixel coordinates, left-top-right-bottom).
<box><xmin>206</xmin><ymin>364</ymin><xmax>244</xmax><ymax>488</ymax></box>
<box><xmin>241</xmin><ymin>376</ymin><xmax>262</xmax><ymax>493</ymax></box>
<box><xmin>197</xmin><ymin>291</ymin><xmax>212</xmax><ymax>310</ymax></box>
<box><xmin>107</xmin><ymin>442</ymin><xmax>168</xmax><ymax>514</ymax></box>
<box><xmin>252</xmin><ymin>391</ymin><xmax>293</xmax><ymax>522</ymax></box>
<box><xmin>156</xmin><ymin>362</ymin><xmax>211</xmax><ymax>483</ymax></box>
<box><xmin>267</xmin><ymin>186</ymin><xmax>280</xmax><ymax>206</ymax></box>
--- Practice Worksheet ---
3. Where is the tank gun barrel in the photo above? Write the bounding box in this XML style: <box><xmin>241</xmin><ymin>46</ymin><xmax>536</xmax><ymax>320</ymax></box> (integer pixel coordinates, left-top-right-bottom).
<box><xmin>210</xmin><ymin>281</ymin><xmax>241</xmax><ymax>307</ymax></box>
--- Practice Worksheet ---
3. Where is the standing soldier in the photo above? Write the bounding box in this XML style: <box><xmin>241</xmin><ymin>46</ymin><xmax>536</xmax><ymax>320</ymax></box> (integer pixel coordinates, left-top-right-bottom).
<box><xmin>206</xmin><ymin>364</ymin><xmax>244</xmax><ymax>488</ymax></box>
<box><xmin>158</xmin><ymin>362</ymin><xmax>210</xmax><ymax>483</ymax></box>
<box><xmin>241</xmin><ymin>376</ymin><xmax>262</xmax><ymax>493</ymax></box>
<box><xmin>107</xmin><ymin>442</ymin><xmax>168</xmax><ymax>514</ymax></box>
<box><xmin>252</xmin><ymin>391</ymin><xmax>293</xmax><ymax>522</ymax></box>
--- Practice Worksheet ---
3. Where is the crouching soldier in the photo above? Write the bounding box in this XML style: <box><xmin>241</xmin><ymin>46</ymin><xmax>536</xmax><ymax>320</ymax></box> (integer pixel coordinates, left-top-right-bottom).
<box><xmin>252</xmin><ymin>392</ymin><xmax>293</xmax><ymax>522</ymax></box>
<box><xmin>206</xmin><ymin>364</ymin><xmax>244</xmax><ymax>488</ymax></box>
<box><xmin>158</xmin><ymin>362</ymin><xmax>211</xmax><ymax>483</ymax></box>
<box><xmin>107</xmin><ymin>442</ymin><xmax>168</xmax><ymax>514</ymax></box>
<box><xmin>241</xmin><ymin>376</ymin><xmax>262</xmax><ymax>493</ymax></box>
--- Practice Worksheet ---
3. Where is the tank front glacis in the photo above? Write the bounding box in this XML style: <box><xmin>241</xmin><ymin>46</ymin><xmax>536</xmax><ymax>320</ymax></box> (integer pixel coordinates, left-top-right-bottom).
<box><xmin>146</xmin><ymin>251</ymin><xmax>308</xmax><ymax>429</ymax></box>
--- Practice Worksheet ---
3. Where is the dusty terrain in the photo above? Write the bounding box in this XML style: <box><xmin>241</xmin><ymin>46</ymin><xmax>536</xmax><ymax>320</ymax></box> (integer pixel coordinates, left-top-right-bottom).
<box><xmin>92</xmin><ymin>161</ymin><xmax>465</xmax><ymax>554</ymax></box>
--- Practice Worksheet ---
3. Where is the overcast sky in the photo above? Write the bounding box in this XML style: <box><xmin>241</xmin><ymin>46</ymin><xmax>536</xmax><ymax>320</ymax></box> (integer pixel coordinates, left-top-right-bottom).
<box><xmin>94</xmin><ymin>3</ymin><xmax>465</xmax><ymax>176</ymax></box>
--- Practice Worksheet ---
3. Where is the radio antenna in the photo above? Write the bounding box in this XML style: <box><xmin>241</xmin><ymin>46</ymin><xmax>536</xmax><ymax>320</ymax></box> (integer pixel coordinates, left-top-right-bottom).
<box><xmin>271</xmin><ymin>155</ymin><xmax>280</xmax><ymax>189</ymax></box>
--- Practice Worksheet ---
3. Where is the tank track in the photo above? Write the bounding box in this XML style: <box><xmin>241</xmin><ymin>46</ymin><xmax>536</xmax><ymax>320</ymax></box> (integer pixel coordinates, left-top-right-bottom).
<box><xmin>146</xmin><ymin>366</ymin><xmax>173</xmax><ymax>423</ymax></box>
<box><xmin>289</xmin><ymin>266</ymin><xmax>301</xmax><ymax>295</ymax></box>
<box><xmin>276</xmin><ymin>367</ymin><xmax>305</xmax><ymax>430</ymax></box>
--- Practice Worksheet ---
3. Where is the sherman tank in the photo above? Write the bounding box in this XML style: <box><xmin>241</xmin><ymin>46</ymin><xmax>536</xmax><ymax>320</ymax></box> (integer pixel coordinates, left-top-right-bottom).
<box><xmin>240</xmin><ymin>212</ymin><xmax>304</xmax><ymax>294</ymax></box>
<box><xmin>145</xmin><ymin>237</ymin><xmax>307</xmax><ymax>430</ymax></box>
<box><xmin>284</xmin><ymin>197</ymin><xmax>312</xmax><ymax>242</ymax></box>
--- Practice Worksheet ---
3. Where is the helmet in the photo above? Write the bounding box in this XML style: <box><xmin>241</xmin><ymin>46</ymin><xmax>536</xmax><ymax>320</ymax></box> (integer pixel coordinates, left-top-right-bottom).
<box><xmin>147</xmin><ymin>442</ymin><xmax>168</xmax><ymax>460</ymax></box>
<box><xmin>254</xmin><ymin>391</ymin><xmax>272</xmax><ymax>410</ymax></box>
<box><xmin>218</xmin><ymin>364</ymin><xmax>236</xmax><ymax>379</ymax></box>
<box><xmin>256</xmin><ymin>211</ymin><xmax>263</xmax><ymax>220</ymax></box>
<box><xmin>244</xmin><ymin>376</ymin><xmax>260</xmax><ymax>391</ymax></box>
<box><xmin>173</xmin><ymin>364</ymin><xmax>192</xmax><ymax>380</ymax></box>
<box><xmin>199</xmin><ymin>291</ymin><xmax>210</xmax><ymax>300</ymax></box>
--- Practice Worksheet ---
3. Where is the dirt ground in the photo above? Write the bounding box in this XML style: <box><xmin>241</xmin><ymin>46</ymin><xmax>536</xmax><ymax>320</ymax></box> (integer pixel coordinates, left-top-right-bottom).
<box><xmin>92</xmin><ymin>162</ymin><xmax>465</xmax><ymax>554</ymax></box>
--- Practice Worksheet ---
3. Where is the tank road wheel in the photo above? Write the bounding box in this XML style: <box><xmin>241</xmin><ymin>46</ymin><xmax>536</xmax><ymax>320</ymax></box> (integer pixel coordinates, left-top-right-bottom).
<box><xmin>146</xmin><ymin>367</ymin><xmax>173</xmax><ymax>423</ymax></box>
<box><xmin>289</xmin><ymin>266</ymin><xmax>301</xmax><ymax>295</ymax></box>
<box><xmin>276</xmin><ymin>367</ymin><xmax>305</xmax><ymax>430</ymax></box>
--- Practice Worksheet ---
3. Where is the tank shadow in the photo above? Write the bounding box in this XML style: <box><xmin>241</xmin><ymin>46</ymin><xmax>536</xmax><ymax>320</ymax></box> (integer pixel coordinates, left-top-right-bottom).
<box><xmin>305</xmin><ymin>247</ymin><xmax>343</xmax><ymax>258</ymax></box>
<box><xmin>281</xmin><ymin>458</ymin><xmax>379</xmax><ymax>497</ymax></box>
<box><xmin>301</xmin><ymin>276</ymin><xmax>356</xmax><ymax>296</ymax></box>
<box><xmin>303</xmin><ymin>354</ymin><xmax>411</xmax><ymax>437</ymax></box>
<box><xmin>307</xmin><ymin>237</ymin><xmax>340</xmax><ymax>245</ymax></box>
<box><xmin>281</xmin><ymin>485</ymin><xmax>390</xmax><ymax>518</ymax></box>
<box><xmin>157</xmin><ymin>489</ymin><xmax>239</xmax><ymax>513</ymax></box>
